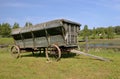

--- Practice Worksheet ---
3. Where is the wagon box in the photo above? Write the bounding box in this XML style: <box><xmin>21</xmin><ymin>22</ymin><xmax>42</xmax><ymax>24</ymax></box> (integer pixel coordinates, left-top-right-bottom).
<box><xmin>11</xmin><ymin>19</ymin><xmax>81</xmax><ymax>61</ymax></box>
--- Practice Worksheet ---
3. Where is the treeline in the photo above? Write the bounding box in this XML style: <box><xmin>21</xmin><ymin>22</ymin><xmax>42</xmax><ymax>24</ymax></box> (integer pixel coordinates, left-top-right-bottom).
<box><xmin>0</xmin><ymin>22</ymin><xmax>32</xmax><ymax>37</ymax></box>
<box><xmin>80</xmin><ymin>25</ymin><xmax>120</xmax><ymax>39</ymax></box>
<box><xmin>0</xmin><ymin>22</ymin><xmax>120</xmax><ymax>39</ymax></box>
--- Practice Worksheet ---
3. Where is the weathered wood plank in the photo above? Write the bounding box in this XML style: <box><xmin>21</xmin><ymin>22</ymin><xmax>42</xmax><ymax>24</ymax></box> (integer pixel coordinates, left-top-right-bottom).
<box><xmin>70</xmin><ymin>49</ymin><xmax>111</xmax><ymax>62</ymax></box>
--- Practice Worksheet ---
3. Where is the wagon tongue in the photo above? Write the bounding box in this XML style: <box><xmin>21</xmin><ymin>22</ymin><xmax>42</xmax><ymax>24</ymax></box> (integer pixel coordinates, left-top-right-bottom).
<box><xmin>70</xmin><ymin>49</ymin><xmax>111</xmax><ymax>62</ymax></box>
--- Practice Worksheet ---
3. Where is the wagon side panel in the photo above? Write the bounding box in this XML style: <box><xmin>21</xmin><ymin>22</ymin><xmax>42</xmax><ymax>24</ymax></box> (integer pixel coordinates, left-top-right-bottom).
<box><xmin>63</xmin><ymin>22</ymin><xmax>80</xmax><ymax>47</ymax></box>
<box><xmin>35</xmin><ymin>37</ymin><xmax>48</xmax><ymax>48</ymax></box>
<box><xmin>15</xmin><ymin>40</ymin><xmax>24</xmax><ymax>48</ymax></box>
<box><xmin>23</xmin><ymin>39</ymin><xmax>34</xmax><ymax>48</ymax></box>
<box><xmin>46</xmin><ymin>26</ymin><xmax>66</xmax><ymax>46</ymax></box>
<box><xmin>50</xmin><ymin>35</ymin><xmax>65</xmax><ymax>46</ymax></box>
<box><xmin>12</xmin><ymin>32</ymin><xmax>24</xmax><ymax>48</ymax></box>
<box><xmin>20</xmin><ymin>31</ymin><xmax>34</xmax><ymax>48</ymax></box>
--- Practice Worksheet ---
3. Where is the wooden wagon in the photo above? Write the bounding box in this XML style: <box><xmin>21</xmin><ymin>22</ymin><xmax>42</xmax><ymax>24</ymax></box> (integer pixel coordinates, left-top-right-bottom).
<box><xmin>11</xmin><ymin>19</ymin><xmax>81</xmax><ymax>61</ymax></box>
<box><xmin>11</xmin><ymin>19</ymin><xmax>111</xmax><ymax>62</ymax></box>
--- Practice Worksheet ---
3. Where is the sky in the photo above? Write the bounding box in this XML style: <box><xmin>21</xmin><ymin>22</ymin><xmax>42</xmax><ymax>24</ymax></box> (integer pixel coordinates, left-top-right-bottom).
<box><xmin>0</xmin><ymin>0</ymin><xmax>120</xmax><ymax>29</ymax></box>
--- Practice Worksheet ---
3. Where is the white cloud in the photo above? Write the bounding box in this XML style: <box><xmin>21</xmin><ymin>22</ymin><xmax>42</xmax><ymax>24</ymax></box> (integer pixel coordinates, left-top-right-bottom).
<box><xmin>0</xmin><ymin>16</ymin><xmax>57</xmax><ymax>26</ymax></box>
<box><xmin>86</xmin><ymin>0</ymin><xmax>120</xmax><ymax>11</ymax></box>
<box><xmin>0</xmin><ymin>17</ymin><xmax>22</xmax><ymax>26</ymax></box>
<box><xmin>0</xmin><ymin>2</ymin><xmax>44</xmax><ymax>8</ymax></box>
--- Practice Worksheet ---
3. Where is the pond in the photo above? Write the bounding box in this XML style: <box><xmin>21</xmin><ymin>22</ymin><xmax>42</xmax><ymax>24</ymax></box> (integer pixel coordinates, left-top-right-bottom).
<box><xmin>80</xmin><ymin>43</ymin><xmax>120</xmax><ymax>49</ymax></box>
<box><xmin>89</xmin><ymin>43</ymin><xmax>120</xmax><ymax>47</ymax></box>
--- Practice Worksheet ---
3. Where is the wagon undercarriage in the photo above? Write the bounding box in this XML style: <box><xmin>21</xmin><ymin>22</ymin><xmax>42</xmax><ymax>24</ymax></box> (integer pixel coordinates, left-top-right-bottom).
<box><xmin>11</xmin><ymin>44</ymin><xmax>78</xmax><ymax>61</ymax></box>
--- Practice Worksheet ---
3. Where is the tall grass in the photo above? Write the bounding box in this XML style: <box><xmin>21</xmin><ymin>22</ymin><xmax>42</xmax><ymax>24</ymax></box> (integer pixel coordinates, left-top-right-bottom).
<box><xmin>0</xmin><ymin>38</ymin><xmax>14</xmax><ymax>45</ymax></box>
<box><xmin>0</xmin><ymin>47</ymin><xmax>120</xmax><ymax>79</ymax></box>
<box><xmin>0</xmin><ymin>37</ymin><xmax>120</xmax><ymax>79</ymax></box>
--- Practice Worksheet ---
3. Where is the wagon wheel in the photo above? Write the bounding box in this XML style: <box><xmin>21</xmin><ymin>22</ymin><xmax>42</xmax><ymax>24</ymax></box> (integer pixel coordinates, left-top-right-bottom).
<box><xmin>45</xmin><ymin>44</ymin><xmax>61</xmax><ymax>62</ymax></box>
<box><xmin>11</xmin><ymin>45</ymin><xmax>20</xmax><ymax>58</ymax></box>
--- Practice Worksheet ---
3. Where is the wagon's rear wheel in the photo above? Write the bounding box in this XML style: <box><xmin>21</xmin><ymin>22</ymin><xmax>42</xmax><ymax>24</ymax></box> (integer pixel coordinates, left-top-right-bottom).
<box><xmin>45</xmin><ymin>44</ymin><xmax>61</xmax><ymax>62</ymax></box>
<box><xmin>11</xmin><ymin>45</ymin><xmax>20</xmax><ymax>58</ymax></box>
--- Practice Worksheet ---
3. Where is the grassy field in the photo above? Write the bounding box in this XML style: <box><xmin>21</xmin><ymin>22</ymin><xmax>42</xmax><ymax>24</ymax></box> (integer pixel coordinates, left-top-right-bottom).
<box><xmin>0</xmin><ymin>37</ymin><xmax>120</xmax><ymax>79</ymax></box>
<box><xmin>0</xmin><ymin>38</ymin><xmax>14</xmax><ymax>45</ymax></box>
<box><xmin>89</xmin><ymin>38</ymin><xmax>120</xmax><ymax>44</ymax></box>
<box><xmin>0</xmin><ymin>47</ymin><xmax>120</xmax><ymax>79</ymax></box>
<box><xmin>78</xmin><ymin>37</ymin><xmax>120</xmax><ymax>45</ymax></box>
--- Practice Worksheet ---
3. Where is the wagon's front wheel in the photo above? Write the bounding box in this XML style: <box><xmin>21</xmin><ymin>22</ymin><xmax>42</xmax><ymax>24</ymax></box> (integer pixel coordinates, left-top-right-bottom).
<box><xmin>11</xmin><ymin>45</ymin><xmax>20</xmax><ymax>58</ymax></box>
<box><xmin>45</xmin><ymin>44</ymin><xmax>61</xmax><ymax>62</ymax></box>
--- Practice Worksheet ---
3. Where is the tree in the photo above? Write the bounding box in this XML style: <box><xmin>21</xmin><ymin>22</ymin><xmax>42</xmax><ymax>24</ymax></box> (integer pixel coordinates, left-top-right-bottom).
<box><xmin>114</xmin><ymin>26</ymin><xmax>120</xmax><ymax>35</ymax></box>
<box><xmin>13</xmin><ymin>22</ymin><xmax>20</xmax><ymax>29</ymax></box>
<box><xmin>0</xmin><ymin>24</ymin><xmax>1</xmax><ymax>37</ymax></box>
<box><xmin>106</xmin><ymin>26</ymin><xmax>114</xmax><ymax>39</ymax></box>
<box><xmin>95</xmin><ymin>27</ymin><xmax>106</xmax><ymax>39</ymax></box>
<box><xmin>100</xmin><ymin>28</ymin><xmax>106</xmax><ymax>39</ymax></box>
<box><xmin>0</xmin><ymin>23</ymin><xmax>11</xmax><ymax>37</ymax></box>
<box><xmin>24</xmin><ymin>22</ymin><xmax>32</xmax><ymax>27</ymax></box>
<box><xmin>83</xmin><ymin>25</ymin><xmax>90</xmax><ymax>39</ymax></box>
<box><xmin>91</xmin><ymin>27</ymin><xmax>96</xmax><ymax>39</ymax></box>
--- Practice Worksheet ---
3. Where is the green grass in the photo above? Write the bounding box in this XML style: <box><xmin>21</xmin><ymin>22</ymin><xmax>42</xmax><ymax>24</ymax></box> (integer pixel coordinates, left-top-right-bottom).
<box><xmin>115</xmin><ymin>35</ymin><xmax>120</xmax><ymax>38</ymax></box>
<box><xmin>0</xmin><ymin>38</ymin><xmax>14</xmax><ymax>45</ymax></box>
<box><xmin>88</xmin><ymin>39</ymin><xmax>120</xmax><ymax>44</ymax></box>
<box><xmin>0</xmin><ymin>48</ymin><xmax>120</xmax><ymax>79</ymax></box>
<box><xmin>0</xmin><ymin>37</ymin><xmax>120</xmax><ymax>79</ymax></box>
<box><xmin>78</xmin><ymin>38</ymin><xmax>120</xmax><ymax>45</ymax></box>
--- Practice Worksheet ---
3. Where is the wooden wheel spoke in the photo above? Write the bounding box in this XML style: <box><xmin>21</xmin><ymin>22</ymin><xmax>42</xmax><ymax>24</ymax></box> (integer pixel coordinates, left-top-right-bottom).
<box><xmin>12</xmin><ymin>47</ymin><xmax>18</xmax><ymax>54</ymax></box>
<box><xmin>45</xmin><ymin>44</ymin><xmax>61</xmax><ymax>61</ymax></box>
<box><xmin>11</xmin><ymin>45</ymin><xmax>20</xmax><ymax>58</ymax></box>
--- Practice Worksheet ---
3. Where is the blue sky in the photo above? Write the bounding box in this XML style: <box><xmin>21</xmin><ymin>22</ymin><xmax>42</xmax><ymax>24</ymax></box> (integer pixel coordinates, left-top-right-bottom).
<box><xmin>0</xmin><ymin>0</ymin><xmax>120</xmax><ymax>29</ymax></box>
